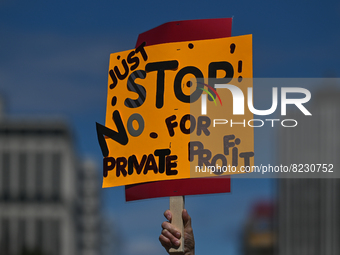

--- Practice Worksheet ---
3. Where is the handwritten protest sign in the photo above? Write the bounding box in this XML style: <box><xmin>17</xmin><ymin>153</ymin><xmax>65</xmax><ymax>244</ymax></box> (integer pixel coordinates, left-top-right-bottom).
<box><xmin>98</xmin><ymin>34</ymin><xmax>254</xmax><ymax>187</ymax></box>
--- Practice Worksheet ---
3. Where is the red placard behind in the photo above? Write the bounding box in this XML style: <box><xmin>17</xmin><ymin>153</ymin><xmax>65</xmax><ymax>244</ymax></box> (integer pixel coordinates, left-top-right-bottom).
<box><xmin>126</xmin><ymin>18</ymin><xmax>233</xmax><ymax>201</ymax></box>
<box><xmin>135</xmin><ymin>18</ymin><xmax>232</xmax><ymax>47</ymax></box>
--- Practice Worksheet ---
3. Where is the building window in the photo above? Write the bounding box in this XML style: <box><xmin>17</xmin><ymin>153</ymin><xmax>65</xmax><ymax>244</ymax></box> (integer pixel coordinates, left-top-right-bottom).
<box><xmin>18</xmin><ymin>218</ymin><xmax>26</xmax><ymax>253</ymax></box>
<box><xmin>0</xmin><ymin>218</ymin><xmax>10</xmax><ymax>254</ymax></box>
<box><xmin>35</xmin><ymin>153</ymin><xmax>43</xmax><ymax>201</ymax></box>
<box><xmin>19</xmin><ymin>152</ymin><xmax>27</xmax><ymax>200</ymax></box>
<box><xmin>35</xmin><ymin>219</ymin><xmax>43</xmax><ymax>252</ymax></box>
<box><xmin>2</xmin><ymin>152</ymin><xmax>10</xmax><ymax>200</ymax></box>
<box><xmin>51</xmin><ymin>152</ymin><xmax>61</xmax><ymax>201</ymax></box>
<box><xmin>51</xmin><ymin>219</ymin><xmax>60</xmax><ymax>255</ymax></box>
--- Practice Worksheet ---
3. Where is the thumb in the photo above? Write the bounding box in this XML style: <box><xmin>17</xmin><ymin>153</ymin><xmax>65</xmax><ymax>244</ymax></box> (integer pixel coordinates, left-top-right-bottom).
<box><xmin>182</xmin><ymin>209</ymin><xmax>192</xmax><ymax>227</ymax></box>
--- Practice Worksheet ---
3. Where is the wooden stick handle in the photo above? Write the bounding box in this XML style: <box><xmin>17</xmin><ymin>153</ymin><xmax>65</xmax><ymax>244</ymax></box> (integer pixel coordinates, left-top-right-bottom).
<box><xmin>169</xmin><ymin>196</ymin><xmax>185</xmax><ymax>254</ymax></box>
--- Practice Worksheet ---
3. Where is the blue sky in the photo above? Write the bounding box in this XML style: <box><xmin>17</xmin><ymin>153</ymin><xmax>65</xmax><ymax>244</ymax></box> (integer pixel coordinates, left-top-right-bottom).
<box><xmin>1</xmin><ymin>1</ymin><xmax>340</xmax><ymax>255</ymax></box>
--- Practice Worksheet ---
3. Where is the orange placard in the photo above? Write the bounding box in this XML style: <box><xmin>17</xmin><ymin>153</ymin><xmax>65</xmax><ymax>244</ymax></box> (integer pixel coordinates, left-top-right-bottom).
<box><xmin>99</xmin><ymin>34</ymin><xmax>253</xmax><ymax>187</ymax></box>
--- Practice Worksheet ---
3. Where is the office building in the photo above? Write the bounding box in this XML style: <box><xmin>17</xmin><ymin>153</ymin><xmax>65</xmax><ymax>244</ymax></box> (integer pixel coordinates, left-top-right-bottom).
<box><xmin>0</xmin><ymin>112</ymin><xmax>103</xmax><ymax>255</ymax></box>
<box><xmin>278</xmin><ymin>83</ymin><xmax>340</xmax><ymax>255</ymax></box>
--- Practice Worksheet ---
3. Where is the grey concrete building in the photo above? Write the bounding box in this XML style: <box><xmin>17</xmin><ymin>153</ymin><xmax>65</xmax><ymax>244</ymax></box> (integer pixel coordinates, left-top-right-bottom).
<box><xmin>0</xmin><ymin>116</ymin><xmax>103</xmax><ymax>255</ymax></box>
<box><xmin>278</xmin><ymin>83</ymin><xmax>340</xmax><ymax>255</ymax></box>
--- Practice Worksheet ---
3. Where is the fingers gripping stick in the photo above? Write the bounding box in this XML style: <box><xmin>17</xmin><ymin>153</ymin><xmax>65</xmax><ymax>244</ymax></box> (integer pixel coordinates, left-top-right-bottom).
<box><xmin>169</xmin><ymin>196</ymin><xmax>185</xmax><ymax>254</ymax></box>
